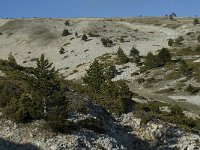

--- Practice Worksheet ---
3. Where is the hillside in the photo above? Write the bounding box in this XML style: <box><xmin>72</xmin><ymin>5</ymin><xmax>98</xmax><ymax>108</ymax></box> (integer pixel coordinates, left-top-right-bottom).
<box><xmin>1</xmin><ymin>17</ymin><xmax>200</xmax><ymax>150</ymax></box>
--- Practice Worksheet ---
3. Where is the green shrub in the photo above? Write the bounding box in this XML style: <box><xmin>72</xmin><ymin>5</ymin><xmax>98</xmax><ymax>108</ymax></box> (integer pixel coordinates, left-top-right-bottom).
<box><xmin>82</xmin><ymin>34</ymin><xmax>88</xmax><ymax>41</ymax></box>
<box><xmin>156</xmin><ymin>48</ymin><xmax>171</xmax><ymax>66</ymax></box>
<box><xmin>193</xmin><ymin>18</ymin><xmax>199</xmax><ymax>25</ymax></box>
<box><xmin>59</xmin><ymin>47</ymin><xmax>65</xmax><ymax>54</ymax></box>
<box><xmin>83</xmin><ymin>60</ymin><xmax>105</xmax><ymax>93</ymax></box>
<box><xmin>62</xmin><ymin>29</ymin><xmax>70</xmax><ymax>36</ymax></box>
<box><xmin>168</xmin><ymin>38</ymin><xmax>174</xmax><ymax>46</ymax></box>
<box><xmin>83</xmin><ymin>61</ymin><xmax>133</xmax><ymax>115</ymax></box>
<box><xmin>136</xmin><ymin>78</ymin><xmax>145</xmax><ymax>83</ymax></box>
<box><xmin>99</xmin><ymin>80</ymin><xmax>133</xmax><ymax>115</ymax></box>
<box><xmin>175</xmin><ymin>36</ymin><xmax>184</xmax><ymax>45</ymax></box>
<box><xmin>64</xmin><ymin>20</ymin><xmax>70</xmax><ymax>26</ymax></box>
<box><xmin>169</xmin><ymin>14</ymin><xmax>173</xmax><ymax>20</ymax></box>
<box><xmin>75</xmin><ymin>31</ymin><xmax>78</xmax><ymax>37</ymax></box>
<box><xmin>68</xmin><ymin>100</ymin><xmax>87</xmax><ymax>113</ymax></box>
<box><xmin>143</xmin><ymin>52</ymin><xmax>157</xmax><ymax>70</ymax></box>
<box><xmin>179</xmin><ymin>60</ymin><xmax>192</xmax><ymax>77</ymax></box>
<box><xmin>116</xmin><ymin>47</ymin><xmax>129</xmax><ymax>64</ymax></box>
<box><xmin>185</xmin><ymin>84</ymin><xmax>199</xmax><ymax>95</ymax></box>
<box><xmin>8</xmin><ymin>53</ymin><xmax>17</xmax><ymax>68</ymax></box>
<box><xmin>0</xmin><ymin>80</ymin><xmax>22</xmax><ymax>107</ymax></box>
<box><xmin>3</xmin><ymin>94</ymin><xmax>32</xmax><ymax>123</ymax></box>
<box><xmin>130</xmin><ymin>45</ymin><xmax>139</xmax><ymax>57</ymax></box>
<box><xmin>101</xmin><ymin>38</ymin><xmax>113</xmax><ymax>47</ymax></box>
<box><xmin>120</xmin><ymin>37</ymin><xmax>124</xmax><ymax>43</ymax></box>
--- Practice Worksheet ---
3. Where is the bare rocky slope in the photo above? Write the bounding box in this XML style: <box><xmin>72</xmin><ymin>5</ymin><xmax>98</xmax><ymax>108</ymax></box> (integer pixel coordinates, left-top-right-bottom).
<box><xmin>0</xmin><ymin>17</ymin><xmax>183</xmax><ymax>79</ymax></box>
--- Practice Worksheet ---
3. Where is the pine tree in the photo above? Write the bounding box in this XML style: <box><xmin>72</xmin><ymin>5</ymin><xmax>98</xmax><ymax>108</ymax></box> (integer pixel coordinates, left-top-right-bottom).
<box><xmin>116</xmin><ymin>47</ymin><xmax>129</xmax><ymax>64</ymax></box>
<box><xmin>144</xmin><ymin>52</ymin><xmax>157</xmax><ymax>70</ymax></box>
<box><xmin>75</xmin><ymin>31</ymin><xmax>78</xmax><ymax>37</ymax></box>
<box><xmin>27</xmin><ymin>54</ymin><xmax>69</xmax><ymax>131</ymax></box>
<box><xmin>82</xmin><ymin>34</ymin><xmax>88</xmax><ymax>41</ymax></box>
<box><xmin>179</xmin><ymin>60</ymin><xmax>192</xmax><ymax>77</ymax></box>
<box><xmin>157</xmin><ymin>48</ymin><xmax>171</xmax><ymax>66</ymax></box>
<box><xmin>193</xmin><ymin>18</ymin><xmax>199</xmax><ymax>25</ymax></box>
<box><xmin>65</xmin><ymin>20</ymin><xmax>70</xmax><ymax>26</ymax></box>
<box><xmin>62</xmin><ymin>29</ymin><xmax>70</xmax><ymax>36</ymax></box>
<box><xmin>101</xmin><ymin>38</ymin><xmax>113</xmax><ymax>47</ymax></box>
<box><xmin>83</xmin><ymin>60</ymin><xmax>105</xmax><ymax>93</ymax></box>
<box><xmin>100</xmin><ymin>80</ymin><xmax>133</xmax><ymax>115</ymax></box>
<box><xmin>28</xmin><ymin>54</ymin><xmax>65</xmax><ymax>117</ymax></box>
<box><xmin>130</xmin><ymin>45</ymin><xmax>139</xmax><ymax>57</ymax></box>
<box><xmin>8</xmin><ymin>52</ymin><xmax>17</xmax><ymax>68</ymax></box>
<box><xmin>168</xmin><ymin>38</ymin><xmax>174</xmax><ymax>46</ymax></box>
<box><xmin>175</xmin><ymin>36</ymin><xmax>184</xmax><ymax>45</ymax></box>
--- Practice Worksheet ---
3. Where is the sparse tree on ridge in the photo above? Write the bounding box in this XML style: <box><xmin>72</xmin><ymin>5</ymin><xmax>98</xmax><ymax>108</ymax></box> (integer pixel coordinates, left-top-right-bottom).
<box><xmin>116</xmin><ymin>47</ymin><xmax>129</xmax><ymax>64</ymax></box>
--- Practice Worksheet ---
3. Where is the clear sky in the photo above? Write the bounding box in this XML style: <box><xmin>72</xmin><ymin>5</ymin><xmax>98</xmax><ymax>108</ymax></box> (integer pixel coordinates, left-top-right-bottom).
<box><xmin>0</xmin><ymin>0</ymin><xmax>200</xmax><ymax>18</ymax></box>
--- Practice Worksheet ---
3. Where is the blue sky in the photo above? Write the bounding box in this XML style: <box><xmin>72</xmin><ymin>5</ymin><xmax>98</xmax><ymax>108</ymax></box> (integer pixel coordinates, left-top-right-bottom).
<box><xmin>0</xmin><ymin>0</ymin><xmax>200</xmax><ymax>18</ymax></box>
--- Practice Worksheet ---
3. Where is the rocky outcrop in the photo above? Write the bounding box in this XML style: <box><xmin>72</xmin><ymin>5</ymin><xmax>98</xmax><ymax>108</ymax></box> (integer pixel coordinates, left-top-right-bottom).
<box><xmin>119</xmin><ymin>113</ymin><xmax>200</xmax><ymax>150</ymax></box>
<box><xmin>1</xmin><ymin>109</ymin><xmax>200</xmax><ymax>150</ymax></box>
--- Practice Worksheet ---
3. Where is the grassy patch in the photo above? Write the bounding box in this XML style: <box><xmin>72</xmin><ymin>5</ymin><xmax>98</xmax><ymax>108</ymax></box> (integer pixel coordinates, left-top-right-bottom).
<box><xmin>173</xmin><ymin>47</ymin><xmax>200</xmax><ymax>56</ymax></box>
<box><xmin>155</xmin><ymin>88</ymin><xmax>175</xmax><ymax>94</ymax></box>
<box><xmin>164</xmin><ymin>71</ymin><xmax>181</xmax><ymax>80</ymax></box>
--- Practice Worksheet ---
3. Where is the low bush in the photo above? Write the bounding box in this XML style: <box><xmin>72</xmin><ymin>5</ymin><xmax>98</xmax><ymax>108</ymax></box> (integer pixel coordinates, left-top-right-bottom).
<box><xmin>75</xmin><ymin>31</ymin><xmax>78</xmax><ymax>37</ymax></box>
<box><xmin>82</xmin><ymin>34</ymin><xmax>88</xmax><ymax>41</ymax></box>
<box><xmin>185</xmin><ymin>84</ymin><xmax>199</xmax><ymax>95</ymax></box>
<box><xmin>174</xmin><ymin>36</ymin><xmax>184</xmax><ymax>46</ymax></box>
<box><xmin>193</xmin><ymin>18</ymin><xmax>200</xmax><ymax>25</ymax></box>
<box><xmin>62</xmin><ymin>29</ymin><xmax>70</xmax><ymax>36</ymax></box>
<box><xmin>0</xmin><ymin>80</ymin><xmax>23</xmax><ymax>107</ymax></box>
<box><xmin>168</xmin><ymin>38</ymin><xmax>174</xmax><ymax>46</ymax></box>
<box><xmin>59</xmin><ymin>47</ymin><xmax>65</xmax><ymax>54</ymax></box>
<box><xmin>64</xmin><ymin>20</ymin><xmax>70</xmax><ymax>26</ymax></box>
<box><xmin>179</xmin><ymin>60</ymin><xmax>192</xmax><ymax>77</ymax></box>
<box><xmin>101</xmin><ymin>38</ymin><xmax>113</xmax><ymax>47</ymax></box>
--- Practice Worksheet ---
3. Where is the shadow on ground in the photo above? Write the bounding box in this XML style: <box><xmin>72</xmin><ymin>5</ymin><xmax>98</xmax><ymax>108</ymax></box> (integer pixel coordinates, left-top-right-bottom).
<box><xmin>0</xmin><ymin>138</ymin><xmax>40</xmax><ymax>150</ymax></box>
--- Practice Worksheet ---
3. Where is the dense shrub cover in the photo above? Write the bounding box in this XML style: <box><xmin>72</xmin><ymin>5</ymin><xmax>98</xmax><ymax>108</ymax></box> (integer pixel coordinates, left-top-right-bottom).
<box><xmin>83</xmin><ymin>60</ymin><xmax>133</xmax><ymax>115</ymax></box>
<box><xmin>143</xmin><ymin>48</ymin><xmax>171</xmax><ymax>70</ymax></box>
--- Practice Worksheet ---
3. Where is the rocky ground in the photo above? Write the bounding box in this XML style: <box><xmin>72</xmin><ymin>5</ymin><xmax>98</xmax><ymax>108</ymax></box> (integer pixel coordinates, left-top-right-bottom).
<box><xmin>1</xmin><ymin>110</ymin><xmax>200</xmax><ymax>150</ymax></box>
